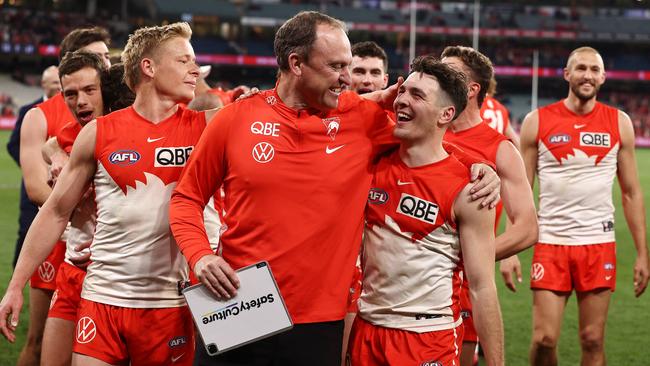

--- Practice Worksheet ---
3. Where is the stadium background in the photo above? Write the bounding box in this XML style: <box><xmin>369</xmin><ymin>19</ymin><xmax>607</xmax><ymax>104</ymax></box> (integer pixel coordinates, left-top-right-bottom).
<box><xmin>0</xmin><ymin>0</ymin><xmax>649</xmax><ymax>364</ymax></box>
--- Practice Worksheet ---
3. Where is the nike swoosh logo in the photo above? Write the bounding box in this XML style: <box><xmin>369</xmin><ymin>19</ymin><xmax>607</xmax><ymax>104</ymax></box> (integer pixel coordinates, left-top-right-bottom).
<box><xmin>397</xmin><ymin>180</ymin><xmax>413</xmax><ymax>186</ymax></box>
<box><xmin>171</xmin><ymin>354</ymin><xmax>185</xmax><ymax>363</ymax></box>
<box><xmin>574</xmin><ymin>124</ymin><xmax>586</xmax><ymax>129</ymax></box>
<box><xmin>605</xmin><ymin>276</ymin><xmax>612</xmax><ymax>281</ymax></box>
<box><xmin>147</xmin><ymin>137</ymin><xmax>164</xmax><ymax>143</ymax></box>
<box><xmin>325</xmin><ymin>145</ymin><xmax>345</xmax><ymax>154</ymax></box>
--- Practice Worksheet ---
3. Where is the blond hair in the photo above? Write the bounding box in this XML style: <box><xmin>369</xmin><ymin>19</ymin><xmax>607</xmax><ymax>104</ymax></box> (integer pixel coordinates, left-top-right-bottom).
<box><xmin>121</xmin><ymin>22</ymin><xmax>192</xmax><ymax>91</ymax></box>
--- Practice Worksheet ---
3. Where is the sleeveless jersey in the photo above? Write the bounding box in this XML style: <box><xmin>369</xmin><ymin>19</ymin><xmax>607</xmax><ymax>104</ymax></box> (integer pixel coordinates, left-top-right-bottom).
<box><xmin>536</xmin><ymin>100</ymin><xmax>620</xmax><ymax>245</ymax></box>
<box><xmin>84</xmin><ymin>105</ymin><xmax>208</xmax><ymax>308</ymax></box>
<box><xmin>480</xmin><ymin>96</ymin><xmax>510</xmax><ymax>135</ymax></box>
<box><xmin>359</xmin><ymin>151</ymin><xmax>470</xmax><ymax>333</ymax></box>
<box><xmin>37</xmin><ymin>93</ymin><xmax>75</xmax><ymax>139</ymax></box>
<box><xmin>444</xmin><ymin>121</ymin><xmax>509</xmax><ymax>231</ymax></box>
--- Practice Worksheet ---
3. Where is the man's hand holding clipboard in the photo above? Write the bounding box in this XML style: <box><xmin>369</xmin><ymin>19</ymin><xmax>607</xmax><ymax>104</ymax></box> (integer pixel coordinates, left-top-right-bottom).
<box><xmin>183</xmin><ymin>261</ymin><xmax>293</xmax><ymax>356</ymax></box>
<box><xmin>193</xmin><ymin>255</ymin><xmax>240</xmax><ymax>299</ymax></box>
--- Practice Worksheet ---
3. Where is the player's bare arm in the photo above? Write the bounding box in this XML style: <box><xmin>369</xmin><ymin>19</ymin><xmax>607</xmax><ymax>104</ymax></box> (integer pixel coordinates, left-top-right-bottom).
<box><xmin>19</xmin><ymin>107</ymin><xmax>52</xmax><ymax>205</ymax></box>
<box><xmin>503</xmin><ymin>123</ymin><xmax>521</xmax><ymax>151</ymax></box>
<box><xmin>455</xmin><ymin>184</ymin><xmax>504</xmax><ymax>366</ymax></box>
<box><xmin>41</xmin><ymin>136</ymin><xmax>69</xmax><ymax>184</ymax></box>
<box><xmin>519</xmin><ymin>109</ymin><xmax>540</xmax><ymax>188</ymax></box>
<box><xmin>616</xmin><ymin>110</ymin><xmax>649</xmax><ymax>297</ymax></box>
<box><xmin>0</xmin><ymin>122</ymin><xmax>97</xmax><ymax>342</ymax></box>
<box><xmin>494</xmin><ymin>140</ymin><xmax>537</xmax><ymax>260</ymax></box>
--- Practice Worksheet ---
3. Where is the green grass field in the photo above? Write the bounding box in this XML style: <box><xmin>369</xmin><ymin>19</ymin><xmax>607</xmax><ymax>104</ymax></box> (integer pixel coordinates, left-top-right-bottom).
<box><xmin>0</xmin><ymin>129</ymin><xmax>649</xmax><ymax>364</ymax></box>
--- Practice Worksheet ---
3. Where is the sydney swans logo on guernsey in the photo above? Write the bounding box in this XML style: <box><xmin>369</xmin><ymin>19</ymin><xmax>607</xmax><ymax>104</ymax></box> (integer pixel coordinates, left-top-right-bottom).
<box><xmin>38</xmin><ymin>261</ymin><xmax>55</xmax><ymax>282</ymax></box>
<box><xmin>76</xmin><ymin>317</ymin><xmax>97</xmax><ymax>344</ymax></box>
<box><xmin>322</xmin><ymin>117</ymin><xmax>340</xmax><ymax>140</ymax></box>
<box><xmin>109</xmin><ymin>150</ymin><xmax>141</xmax><ymax>165</ymax></box>
<box><xmin>252</xmin><ymin>142</ymin><xmax>275</xmax><ymax>163</ymax></box>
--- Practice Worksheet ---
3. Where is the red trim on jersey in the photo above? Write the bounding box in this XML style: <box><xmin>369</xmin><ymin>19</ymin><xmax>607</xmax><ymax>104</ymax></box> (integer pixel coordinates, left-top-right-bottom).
<box><xmin>56</xmin><ymin>121</ymin><xmax>82</xmax><ymax>153</ymax></box>
<box><xmin>38</xmin><ymin>93</ymin><xmax>75</xmax><ymax>139</ymax></box>
<box><xmin>537</xmin><ymin>100</ymin><xmax>620</xmax><ymax>165</ymax></box>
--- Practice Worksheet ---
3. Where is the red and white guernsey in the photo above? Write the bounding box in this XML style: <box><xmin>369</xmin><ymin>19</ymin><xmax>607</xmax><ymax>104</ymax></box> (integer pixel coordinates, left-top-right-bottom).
<box><xmin>480</xmin><ymin>96</ymin><xmax>510</xmax><ymax>135</ymax></box>
<box><xmin>536</xmin><ymin>100</ymin><xmax>620</xmax><ymax>245</ymax></box>
<box><xmin>359</xmin><ymin>151</ymin><xmax>469</xmax><ymax>332</ymax></box>
<box><xmin>84</xmin><ymin>105</ymin><xmax>213</xmax><ymax>308</ymax></box>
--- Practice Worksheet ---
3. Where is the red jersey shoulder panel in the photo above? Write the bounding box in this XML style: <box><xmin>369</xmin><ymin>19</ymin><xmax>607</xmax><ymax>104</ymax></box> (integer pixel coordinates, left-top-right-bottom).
<box><xmin>443</xmin><ymin>121</ymin><xmax>508</xmax><ymax>164</ymax></box>
<box><xmin>95</xmin><ymin>106</ymin><xmax>206</xmax><ymax>193</ymax></box>
<box><xmin>538</xmin><ymin>100</ymin><xmax>620</xmax><ymax>165</ymax></box>
<box><xmin>37</xmin><ymin>93</ymin><xmax>75</xmax><ymax>138</ymax></box>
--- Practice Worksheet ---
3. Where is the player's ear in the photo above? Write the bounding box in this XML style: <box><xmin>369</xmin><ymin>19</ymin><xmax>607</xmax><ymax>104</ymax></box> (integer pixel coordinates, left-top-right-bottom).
<box><xmin>563</xmin><ymin>67</ymin><xmax>570</xmax><ymax>82</ymax></box>
<box><xmin>288</xmin><ymin>53</ymin><xmax>303</xmax><ymax>77</ymax></box>
<box><xmin>439</xmin><ymin>105</ymin><xmax>455</xmax><ymax>126</ymax></box>
<box><xmin>467</xmin><ymin>82</ymin><xmax>480</xmax><ymax>101</ymax></box>
<box><xmin>141</xmin><ymin>57</ymin><xmax>155</xmax><ymax>79</ymax></box>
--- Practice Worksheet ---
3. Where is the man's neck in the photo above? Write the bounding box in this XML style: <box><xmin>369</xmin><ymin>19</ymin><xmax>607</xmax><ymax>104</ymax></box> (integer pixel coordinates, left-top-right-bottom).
<box><xmin>132</xmin><ymin>86</ymin><xmax>181</xmax><ymax>123</ymax></box>
<box><xmin>563</xmin><ymin>93</ymin><xmax>597</xmax><ymax>115</ymax></box>
<box><xmin>399</xmin><ymin>134</ymin><xmax>448</xmax><ymax>168</ymax></box>
<box><xmin>449</xmin><ymin>100</ymin><xmax>482</xmax><ymax>132</ymax></box>
<box><xmin>276</xmin><ymin>74</ymin><xmax>310</xmax><ymax>110</ymax></box>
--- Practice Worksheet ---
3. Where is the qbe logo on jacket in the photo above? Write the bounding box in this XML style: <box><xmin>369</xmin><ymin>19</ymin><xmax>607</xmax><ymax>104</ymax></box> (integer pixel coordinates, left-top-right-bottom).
<box><xmin>155</xmin><ymin>146</ymin><xmax>194</xmax><ymax>167</ymax></box>
<box><xmin>397</xmin><ymin>193</ymin><xmax>439</xmax><ymax>224</ymax></box>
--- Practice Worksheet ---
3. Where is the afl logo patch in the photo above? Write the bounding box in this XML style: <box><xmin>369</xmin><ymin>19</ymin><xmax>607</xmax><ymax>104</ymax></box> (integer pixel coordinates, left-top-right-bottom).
<box><xmin>548</xmin><ymin>134</ymin><xmax>571</xmax><ymax>145</ymax></box>
<box><xmin>368</xmin><ymin>188</ymin><xmax>389</xmax><ymax>204</ymax></box>
<box><xmin>109</xmin><ymin>150</ymin><xmax>141</xmax><ymax>165</ymax></box>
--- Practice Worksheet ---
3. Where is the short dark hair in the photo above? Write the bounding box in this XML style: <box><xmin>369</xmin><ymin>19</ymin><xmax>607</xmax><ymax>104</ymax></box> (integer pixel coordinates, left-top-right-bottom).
<box><xmin>410</xmin><ymin>55</ymin><xmax>468</xmax><ymax>121</ymax></box>
<box><xmin>59</xmin><ymin>27</ymin><xmax>111</xmax><ymax>61</ymax></box>
<box><xmin>351</xmin><ymin>41</ymin><xmax>388</xmax><ymax>72</ymax></box>
<box><xmin>59</xmin><ymin>50</ymin><xmax>106</xmax><ymax>81</ymax></box>
<box><xmin>441</xmin><ymin>45</ymin><xmax>493</xmax><ymax>106</ymax></box>
<box><xmin>101</xmin><ymin>63</ymin><xmax>135</xmax><ymax>113</ymax></box>
<box><xmin>274</xmin><ymin>11</ymin><xmax>346</xmax><ymax>71</ymax></box>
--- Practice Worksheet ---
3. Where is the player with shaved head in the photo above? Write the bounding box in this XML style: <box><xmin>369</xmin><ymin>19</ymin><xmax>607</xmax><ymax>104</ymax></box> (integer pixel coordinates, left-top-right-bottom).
<box><xmin>521</xmin><ymin>46</ymin><xmax>649</xmax><ymax>366</ymax></box>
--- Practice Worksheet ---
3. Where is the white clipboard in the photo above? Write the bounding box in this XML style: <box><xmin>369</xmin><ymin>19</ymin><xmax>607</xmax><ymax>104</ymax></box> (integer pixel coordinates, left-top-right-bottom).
<box><xmin>183</xmin><ymin>261</ymin><xmax>293</xmax><ymax>355</ymax></box>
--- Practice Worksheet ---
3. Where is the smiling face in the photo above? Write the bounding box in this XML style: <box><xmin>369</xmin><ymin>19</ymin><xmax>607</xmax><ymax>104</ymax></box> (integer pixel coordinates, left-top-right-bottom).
<box><xmin>393</xmin><ymin>72</ymin><xmax>454</xmax><ymax>142</ymax></box>
<box><xmin>350</xmin><ymin>56</ymin><xmax>388</xmax><ymax>94</ymax></box>
<box><xmin>61</xmin><ymin>67</ymin><xmax>104</xmax><ymax>126</ymax></box>
<box><xmin>296</xmin><ymin>24</ymin><xmax>352</xmax><ymax>111</ymax></box>
<box><xmin>149</xmin><ymin>37</ymin><xmax>200</xmax><ymax>104</ymax></box>
<box><xmin>565</xmin><ymin>50</ymin><xmax>606</xmax><ymax>102</ymax></box>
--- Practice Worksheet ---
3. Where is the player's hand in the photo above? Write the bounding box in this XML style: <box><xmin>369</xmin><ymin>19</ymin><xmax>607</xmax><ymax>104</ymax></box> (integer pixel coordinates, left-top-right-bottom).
<box><xmin>194</xmin><ymin>255</ymin><xmax>240</xmax><ymax>299</ymax></box>
<box><xmin>235</xmin><ymin>87</ymin><xmax>260</xmax><ymax>101</ymax></box>
<box><xmin>231</xmin><ymin>85</ymin><xmax>251</xmax><ymax>100</ymax></box>
<box><xmin>49</xmin><ymin>150</ymin><xmax>70</xmax><ymax>186</ymax></box>
<box><xmin>0</xmin><ymin>288</ymin><xmax>24</xmax><ymax>343</ymax></box>
<box><xmin>69</xmin><ymin>241</ymin><xmax>92</xmax><ymax>269</ymax></box>
<box><xmin>633</xmin><ymin>252</ymin><xmax>650</xmax><ymax>297</ymax></box>
<box><xmin>499</xmin><ymin>255</ymin><xmax>522</xmax><ymax>292</ymax></box>
<box><xmin>469</xmin><ymin>163</ymin><xmax>501</xmax><ymax>208</ymax></box>
<box><xmin>360</xmin><ymin>76</ymin><xmax>404</xmax><ymax>111</ymax></box>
